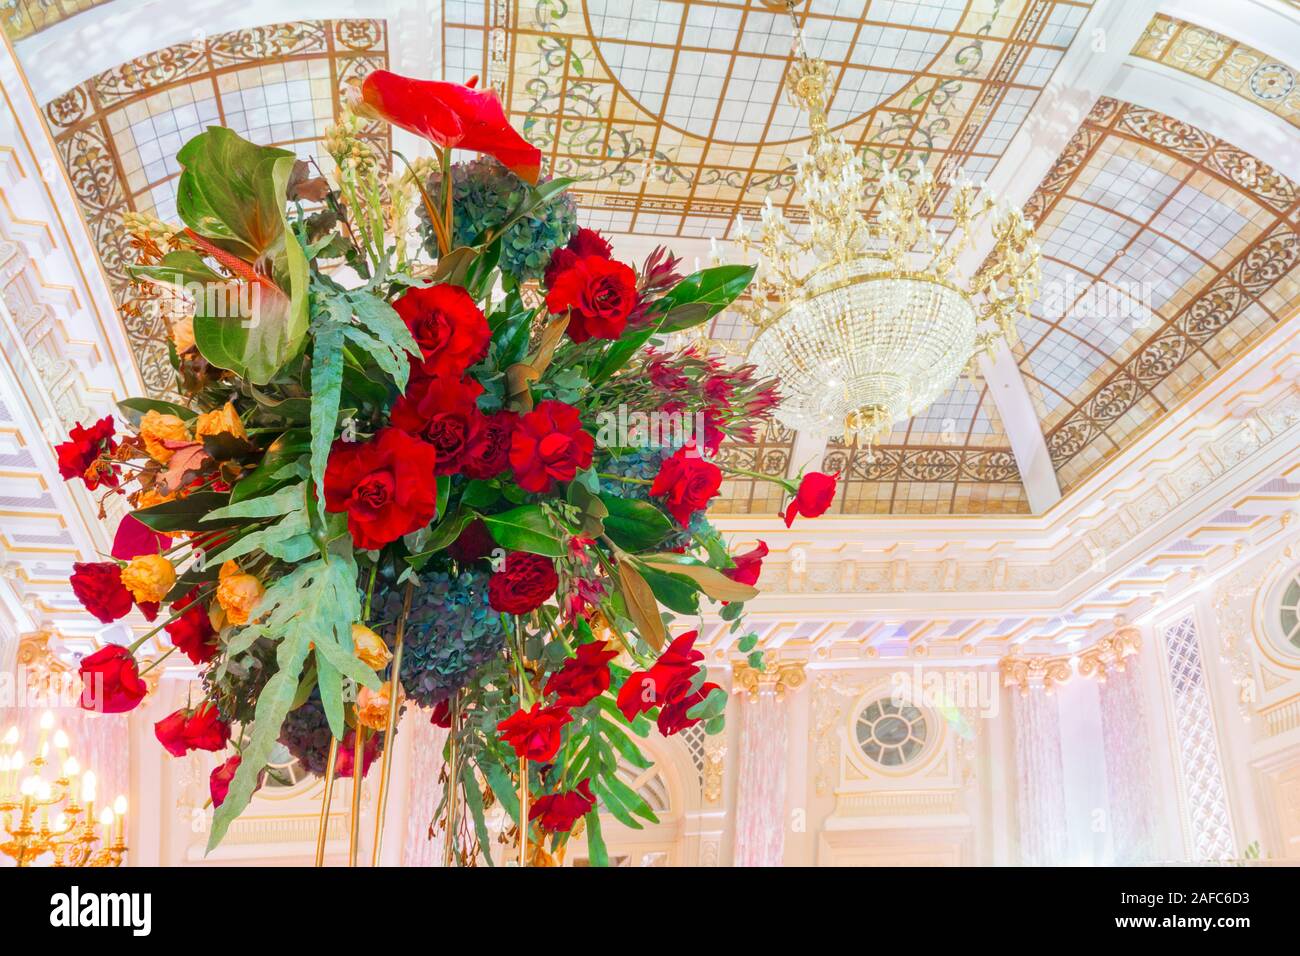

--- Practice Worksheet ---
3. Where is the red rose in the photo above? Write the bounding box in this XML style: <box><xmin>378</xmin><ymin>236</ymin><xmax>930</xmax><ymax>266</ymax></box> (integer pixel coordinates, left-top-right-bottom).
<box><xmin>429</xmin><ymin>699</ymin><xmax>453</xmax><ymax>728</ymax></box>
<box><xmin>448</xmin><ymin>518</ymin><xmax>496</xmax><ymax>565</ymax></box>
<box><xmin>55</xmin><ymin>416</ymin><xmax>118</xmax><ymax>490</ymax></box>
<box><xmin>544</xmin><ymin>641</ymin><xmax>617</xmax><ymax>708</ymax></box>
<box><xmin>154</xmin><ymin>709</ymin><xmax>189</xmax><ymax>757</ymax></box>
<box><xmin>508</xmin><ymin>400</ymin><xmax>594</xmax><ymax>493</ymax></box>
<box><xmin>359</xmin><ymin>70</ymin><xmax>542</xmax><ymax>183</ymax></box>
<box><xmin>545</xmin><ymin>255</ymin><xmax>637</xmax><ymax>342</ymax></box>
<box><xmin>164</xmin><ymin>588</ymin><xmax>217</xmax><ymax>665</ymax></box>
<box><xmin>529</xmin><ymin>779</ymin><xmax>596</xmax><ymax>833</ymax></box>
<box><xmin>182</xmin><ymin>704</ymin><xmax>231</xmax><ymax>752</ymax></box>
<box><xmin>210</xmin><ymin>755</ymin><xmax>239</xmax><ymax>807</ymax></box>
<box><xmin>543</xmin><ymin>227</ymin><xmax>612</xmax><ymax>287</ymax></box>
<box><xmin>497</xmin><ymin>703</ymin><xmax>572</xmax><ymax>762</ymax></box>
<box><xmin>462</xmin><ymin>410</ymin><xmax>515</xmax><ymax>480</ymax></box>
<box><xmin>783</xmin><ymin>471</ymin><xmax>839</xmax><ymax>527</ymax></box>
<box><xmin>650</xmin><ymin>446</ymin><xmax>722</xmax><ymax>525</ymax></box>
<box><xmin>324</xmin><ymin>428</ymin><xmax>440</xmax><ymax>550</ymax></box>
<box><xmin>333</xmin><ymin>728</ymin><xmax>381</xmax><ymax>779</ymax></box>
<box><xmin>616</xmin><ymin>630</ymin><xmax>705</xmax><ymax>721</ymax></box>
<box><xmin>394</xmin><ymin>283</ymin><xmax>491</xmax><ymax>380</ymax></box>
<box><xmin>70</xmin><ymin>562</ymin><xmax>133</xmax><ymax>624</ymax></box>
<box><xmin>78</xmin><ymin>644</ymin><xmax>147</xmax><ymax>714</ymax></box>
<box><xmin>723</xmin><ymin>541</ymin><xmax>768</xmax><ymax>586</ymax></box>
<box><xmin>111</xmin><ymin>514</ymin><xmax>169</xmax><ymax>561</ymax></box>
<box><xmin>390</xmin><ymin>373</ymin><xmax>484</xmax><ymax>474</ymax></box>
<box><xmin>656</xmin><ymin>681</ymin><xmax>722</xmax><ymax>736</ymax></box>
<box><xmin>154</xmin><ymin>704</ymin><xmax>230</xmax><ymax>756</ymax></box>
<box><xmin>488</xmin><ymin>551</ymin><xmax>559</xmax><ymax>615</ymax></box>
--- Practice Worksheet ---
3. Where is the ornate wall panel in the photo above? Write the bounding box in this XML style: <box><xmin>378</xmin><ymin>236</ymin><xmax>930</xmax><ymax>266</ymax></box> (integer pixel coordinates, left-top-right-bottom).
<box><xmin>1132</xmin><ymin>15</ymin><xmax>1300</xmax><ymax>130</ymax></box>
<box><xmin>1019</xmin><ymin>98</ymin><xmax>1300</xmax><ymax>491</ymax></box>
<box><xmin>41</xmin><ymin>19</ymin><xmax>390</xmax><ymax>397</ymax></box>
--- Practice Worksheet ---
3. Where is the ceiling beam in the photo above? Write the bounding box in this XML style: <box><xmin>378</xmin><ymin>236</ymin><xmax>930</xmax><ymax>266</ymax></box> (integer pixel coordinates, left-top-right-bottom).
<box><xmin>956</xmin><ymin>0</ymin><xmax>1161</xmax><ymax>513</ymax></box>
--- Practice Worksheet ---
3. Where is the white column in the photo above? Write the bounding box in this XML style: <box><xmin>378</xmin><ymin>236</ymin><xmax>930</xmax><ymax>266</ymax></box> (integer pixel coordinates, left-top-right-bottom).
<box><xmin>733</xmin><ymin>688</ymin><xmax>789</xmax><ymax>866</ymax></box>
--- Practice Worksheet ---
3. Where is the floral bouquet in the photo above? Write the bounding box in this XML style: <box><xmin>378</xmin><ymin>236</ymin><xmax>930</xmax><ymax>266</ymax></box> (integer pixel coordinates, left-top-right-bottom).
<box><xmin>54</xmin><ymin>70</ymin><xmax>838</xmax><ymax>863</ymax></box>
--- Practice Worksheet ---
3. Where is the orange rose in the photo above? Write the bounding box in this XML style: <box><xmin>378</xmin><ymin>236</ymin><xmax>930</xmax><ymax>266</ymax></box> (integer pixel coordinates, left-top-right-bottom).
<box><xmin>216</xmin><ymin>560</ymin><xmax>264</xmax><ymax>627</ymax></box>
<box><xmin>119</xmin><ymin>554</ymin><xmax>175</xmax><ymax>605</ymax></box>
<box><xmin>356</xmin><ymin>682</ymin><xmax>394</xmax><ymax>731</ymax></box>
<box><xmin>171</xmin><ymin>315</ymin><xmax>195</xmax><ymax>354</ymax></box>
<box><xmin>194</xmin><ymin>401</ymin><xmax>247</xmax><ymax>442</ymax></box>
<box><xmin>139</xmin><ymin>410</ymin><xmax>191</xmax><ymax>463</ymax></box>
<box><xmin>351</xmin><ymin>624</ymin><xmax>392</xmax><ymax>670</ymax></box>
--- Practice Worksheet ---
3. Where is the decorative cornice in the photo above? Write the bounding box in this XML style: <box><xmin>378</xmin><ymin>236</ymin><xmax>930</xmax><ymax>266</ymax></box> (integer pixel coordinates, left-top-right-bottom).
<box><xmin>1001</xmin><ymin>624</ymin><xmax>1142</xmax><ymax>695</ymax></box>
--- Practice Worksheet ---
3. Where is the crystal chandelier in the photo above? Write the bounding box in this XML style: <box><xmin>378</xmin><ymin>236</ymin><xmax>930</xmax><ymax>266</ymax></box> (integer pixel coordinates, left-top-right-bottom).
<box><xmin>728</xmin><ymin>24</ymin><xmax>1041</xmax><ymax>449</ymax></box>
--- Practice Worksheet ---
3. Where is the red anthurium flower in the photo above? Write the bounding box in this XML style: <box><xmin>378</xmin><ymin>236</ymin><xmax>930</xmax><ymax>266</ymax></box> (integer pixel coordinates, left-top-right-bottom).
<box><xmin>508</xmin><ymin>400</ymin><xmax>594</xmax><ymax>493</ymax></box>
<box><xmin>78</xmin><ymin>644</ymin><xmax>147</xmax><ymax>714</ymax></box>
<box><xmin>723</xmin><ymin>541</ymin><xmax>768</xmax><ymax>587</ymax></box>
<box><xmin>55</xmin><ymin>416</ymin><xmax>118</xmax><ymax>490</ymax></box>
<box><xmin>111</xmin><ymin>514</ymin><xmax>170</xmax><ymax>561</ymax></box>
<box><xmin>529</xmin><ymin>779</ymin><xmax>596</xmax><ymax>833</ymax></box>
<box><xmin>783</xmin><ymin>471</ymin><xmax>840</xmax><ymax>527</ymax></box>
<box><xmin>488</xmin><ymin>551</ymin><xmax>559</xmax><ymax>615</ymax></box>
<box><xmin>497</xmin><ymin>703</ymin><xmax>572</xmax><ymax>763</ymax></box>
<box><xmin>359</xmin><ymin>69</ymin><xmax>541</xmax><ymax>183</ymax></box>
<box><xmin>650</xmin><ymin>445</ymin><xmax>722</xmax><ymax>526</ymax></box>
<box><xmin>323</xmin><ymin>428</ymin><xmax>440</xmax><ymax>550</ymax></box>
<box><xmin>544</xmin><ymin>641</ymin><xmax>618</xmax><ymax>708</ymax></box>
<box><xmin>395</xmin><ymin>283</ymin><xmax>491</xmax><ymax>381</ymax></box>
<box><xmin>70</xmin><ymin>562</ymin><xmax>134</xmax><ymax>624</ymax></box>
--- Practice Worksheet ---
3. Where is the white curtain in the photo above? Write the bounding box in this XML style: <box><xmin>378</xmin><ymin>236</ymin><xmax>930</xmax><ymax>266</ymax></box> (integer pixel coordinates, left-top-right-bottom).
<box><xmin>733</xmin><ymin>689</ymin><xmax>787</xmax><ymax>867</ymax></box>
<box><xmin>400</xmin><ymin>713</ymin><xmax>448</xmax><ymax>867</ymax></box>
<box><xmin>1011</xmin><ymin>690</ymin><xmax>1068</xmax><ymax>865</ymax></box>
<box><xmin>1099</xmin><ymin>664</ymin><xmax>1158</xmax><ymax>862</ymax></box>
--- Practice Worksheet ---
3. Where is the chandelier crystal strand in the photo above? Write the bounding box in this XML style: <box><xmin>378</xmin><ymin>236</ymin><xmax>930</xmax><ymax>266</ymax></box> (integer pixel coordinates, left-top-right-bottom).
<box><xmin>730</xmin><ymin>13</ymin><xmax>1041</xmax><ymax>449</ymax></box>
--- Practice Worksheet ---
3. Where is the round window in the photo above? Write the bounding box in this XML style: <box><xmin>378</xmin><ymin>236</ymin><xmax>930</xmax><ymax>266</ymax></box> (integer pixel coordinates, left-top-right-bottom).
<box><xmin>854</xmin><ymin>698</ymin><xmax>928</xmax><ymax>768</ymax></box>
<box><xmin>1279</xmin><ymin>574</ymin><xmax>1300</xmax><ymax>652</ymax></box>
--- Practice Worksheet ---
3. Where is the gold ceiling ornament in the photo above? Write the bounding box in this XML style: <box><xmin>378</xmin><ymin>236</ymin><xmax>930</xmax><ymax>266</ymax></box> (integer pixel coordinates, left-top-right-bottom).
<box><xmin>732</xmin><ymin>655</ymin><xmax>807</xmax><ymax>701</ymax></box>
<box><xmin>724</xmin><ymin>6</ymin><xmax>1041</xmax><ymax>449</ymax></box>
<box><xmin>0</xmin><ymin>712</ymin><xmax>127</xmax><ymax>867</ymax></box>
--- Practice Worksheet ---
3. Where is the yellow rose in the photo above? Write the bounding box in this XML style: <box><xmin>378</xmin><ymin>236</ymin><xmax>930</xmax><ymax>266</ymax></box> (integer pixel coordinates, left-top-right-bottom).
<box><xmin>217</xmin><ymin>560</ymin><xmax>264</xmax><ymax>627</ymax></box>
<box><xmin>171</xmin><ymin>316</ymin><xmax>195</xmax><ymax>354</ymax></box>
<box><xmin>194</xmin><ymin>401</ymin><xmax>248</xmax><ymax>442</ymax></box>
<box><xmin>139</xmin><ymin>410</ymin><xmax>191</xmax><ymax>463</ymax></box>
<box><xmin>119</xmin><ymin>554</ymin><xmax>176</xmax><ymax>605</ymax></box>
<box><xmin>356</xmin><ymin>682</ymin><xmax>394</xmax><ymax>731</ymax></box>
<box><xmin>351</xmin><ymin>624</ymin><xmax>392</xmax><ymax>670</ymax></box>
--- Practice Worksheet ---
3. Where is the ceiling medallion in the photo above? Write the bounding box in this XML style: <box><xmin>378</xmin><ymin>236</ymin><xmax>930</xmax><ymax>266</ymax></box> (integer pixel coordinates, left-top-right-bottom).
<box><xmin>726</xmin><ymin>8</ymin><xmax>1041</xmax><ymax>449</ymax></box>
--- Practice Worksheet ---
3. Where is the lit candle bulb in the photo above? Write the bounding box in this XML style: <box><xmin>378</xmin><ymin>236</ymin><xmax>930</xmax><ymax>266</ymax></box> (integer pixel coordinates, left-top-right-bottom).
<box><xmin>113</xmin><ymin>795</ymin><xmax>127</xmax><ymax>843</ymax></box>
<box><xmin>37</xmin><ymin>711</ymin><xmax>53</xmax><ymax>751</ymax></box>
<box><xmin>53</xmin><ymin>812</ymin><xmax>67</xmax><ymax>834</ymax></box>
<box><xmin>99</xmin><ymin>807</ymin><xmax>114</xmax><ymax>844</ymax></box>
<box><xmin>81</xmin><ymin>769</ymin><xmax>96</xmax><ymax>822</ymax></box>
<box><xmin>53</xmin><ymin>729</ymin><xmax>69</xmax><ymax>758</ymax></box>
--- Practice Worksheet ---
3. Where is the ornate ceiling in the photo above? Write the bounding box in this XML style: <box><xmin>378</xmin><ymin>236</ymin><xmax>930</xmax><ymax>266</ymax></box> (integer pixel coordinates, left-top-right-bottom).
<box><xmin>7</xmin><ymin>0</ymin><xmax>1299</xmax><ymax>520</ymax></box>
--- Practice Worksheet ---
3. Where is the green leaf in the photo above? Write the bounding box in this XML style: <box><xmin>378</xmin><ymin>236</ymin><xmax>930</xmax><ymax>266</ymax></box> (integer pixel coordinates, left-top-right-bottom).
<box><xmin>636</xmin><ymin>563</ymin><xmax>700</xmax><ymax>615</ymax></box>
<box><xmin>207</xmin><ymin>552</ymin><xmax>371</xmax><ymax>851</ymax></box>
<box><xmin>309</xmin><ymin>316</ymin><xmax>346</xmax><ymax>512</ymax></box>
<box><xmin>176</xmin><ymin>129</ymin><xmax>310</xmax><ymax>384</ymax></box>
<box><xmin>461</xmin><ymin>762</ymin><xmax>494</xmax><ymax>866</ymax></box>
<box><xmin>314</xmin><ymin>651</ymin><xmax>345</xmax><ymax>740</ymax></box>
<box><xmin>406</xmin><ymin>506</ymin><xmax>477</xmax><ymax>570</ymax></box>
<box><xmin>590</xmin><ymin>324</ymin><xmax>658</xmax><ymax>385</ymax></box>
<box><xmin>686</xmin><ymin>685</ymin><xmax>728</xmax><ymax>722</ymax></box>
<box><xmin>117</xmin><ymin>396</ymin><xmax>197</xmax><ymax>426</ymax></box>
<box><xmin>481</xmin><ymin>505</ymin><xmax>564</xmax><ymax>557</ymax></box>
<box><xmin>652</xmin><ymin>264</ymin><xmax>756</xmax><ymax>332</ymax></box>
<box><xmin>583</xmin><ymin>810</ymin><xmax>608</xmax><ymax>867</ymax></box>
<box><xmin>737</xmin><ymin>632</ymin><xmax>758</xmax><ymax>653</ymax></box>
<box><xmin>132</xmin><ymin>491</ymin><xmax>231</xmax><ymax>533</ymax></box>
<box><xmin>204</xmin><ymin>508</ymin><xmax>309</xmax><ymax>565</ymax></box>
<box><xmin>479</xmin><ymin>755</ymin><xmax>520</xmax><ymax>826</ymax></box>
<box><xmin>203</xmin><ymin>482</ymin><xmax>303</xmax><ymax>523</ymax></box>
<box><xmin>599</xmin><ymin>495</ymin><xmax>673</xmax><ymax>551</ymax></box>
<box><xmin>229</xmin><ymin>431</ymin><xmax>309</xmax><ymax>504</ymax></box>
<box><xmin>461</xmin><ymin>479</ymin><xmax>500</xmax><ymax>509</ymax></box>
<box><xmin>639</xmin><ymin>552</ymin><xmax>759</xmax><ymax>603</ymax></box>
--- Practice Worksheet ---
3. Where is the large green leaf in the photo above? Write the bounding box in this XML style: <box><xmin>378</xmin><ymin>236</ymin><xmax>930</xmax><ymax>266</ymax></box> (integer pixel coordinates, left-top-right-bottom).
<box><xmin>599</xmin><ymin>495</ymin><xmax>673</xmax><ymax>551</ymax></box>
<box><xmin>175</xmin><ymin>128</ymin><xmax>309</xmax><ymax>384</ymax></box>
<box><xmin>636</xmin><ymin>563</ymin><xmax>700</xmax><ymax>615</ymax></box>
<box><xmin>131</xmin><ymin>491</ymin><xmax>231</xmax><ymax>533</ymax></box>
<box><xmin>309</xmin><ymin>315</ymin><xmax>346</xmax><ymax>513</ymax></box>
<box><xmin>229</xmin><ymin>431</ymin><xmax>309</xmax><ymax>504</ymax></box>
<box><xmin>652</xmin><ymin>264</ymin><xmax>756</xmax><ymax>332</ymax></box>
<box><xmin>207</xmin><ymin>552</ymin><xmax>376</xmax><ymax>851</ymax></box>
<box><xmin>481</xmin><ymin>505</ymin><xmax>564</xmax><ymax>557</ymax></box>
<box><xmin>638</xmin><ymin>552</ymin><xmax>759</xmax><ymax>603</ymax></box>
